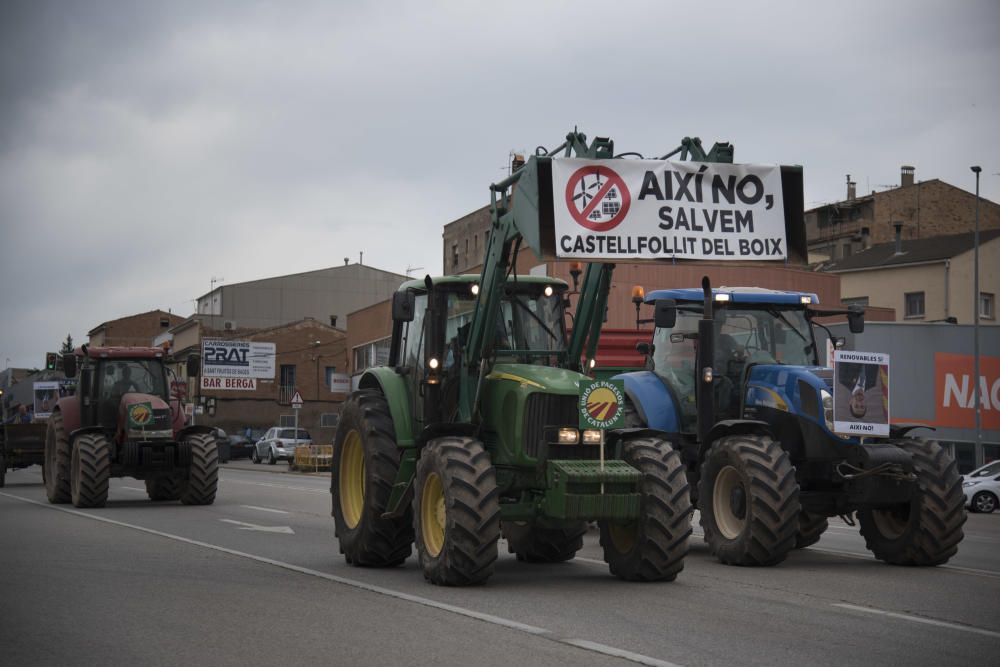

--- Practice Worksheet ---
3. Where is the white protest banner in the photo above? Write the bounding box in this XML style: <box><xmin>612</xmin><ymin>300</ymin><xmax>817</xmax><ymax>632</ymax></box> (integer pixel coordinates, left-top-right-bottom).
<box><xmin>551</xmin><ymin>158</ymin><xmax>786</xmax><ymax>260</ymax></box>
<box><xmin>832</xmin><ymin>350</ymin><xmax>890</xmax><ymax>437</ymax></box>
<box><xmin>202</xmin><ymin>339</ymin><xmax>276</xmax><ymax>379</ymax></box>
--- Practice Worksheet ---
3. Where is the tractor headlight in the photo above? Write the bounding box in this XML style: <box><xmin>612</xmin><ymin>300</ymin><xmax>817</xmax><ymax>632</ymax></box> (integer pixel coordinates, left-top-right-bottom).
<box><xmin>821</xmin><ymin>389</ymin><xmax>834</xmax><ymax>431</ymax></box>
<box><xmin>557</xmin><ymin>428</ymin><xmax>579</xmax><ymax>444</ymax></box>
<box><xmin>581</xmin><ymin>429</ymin><xmax>602</xmax><ymax>445</ymax></box>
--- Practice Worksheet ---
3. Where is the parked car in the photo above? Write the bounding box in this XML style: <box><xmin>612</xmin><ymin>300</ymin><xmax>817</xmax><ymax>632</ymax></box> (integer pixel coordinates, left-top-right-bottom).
<box><xmin>226</xmin><ymin>434</ymin><xmax>254</xmax><ymax>460</ymax></box>
<box><xmin>251</xmin><ymin>427</ymin><xmax>312</xmax><ymax>465</ymax></box>
<box><xmin>963</xmin><ymin>461</ymin><xmax>1000</xmax><ymax>513</ymax></box>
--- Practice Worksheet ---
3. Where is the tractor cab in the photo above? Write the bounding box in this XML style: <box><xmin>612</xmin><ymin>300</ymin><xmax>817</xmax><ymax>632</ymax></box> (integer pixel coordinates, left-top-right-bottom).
<box><xmin>645</xmin><ymin>287</ymin><xmax>822</xmax><ymax>426</ymax></box>
<box><xmin>389</xmin><ymin>275</ymin><xmax>569</xmax><ymax>431</ymax></box>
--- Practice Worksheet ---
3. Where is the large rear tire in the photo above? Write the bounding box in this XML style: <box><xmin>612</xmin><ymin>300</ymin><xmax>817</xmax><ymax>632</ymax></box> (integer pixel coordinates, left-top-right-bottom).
<box><xmin>858</xmin><ymin>438</ymin><xmax>965</xmax><ymax>565</ymax></box>
<box><xmin>698</xmin><ymin>434</ymin><xmax>799</xmax><ymax>566</ymax></box>
<box><xmin>331</xmin><ymin>390</ymin><xmax>413</xmax><ymax>567</ymax></box>
<box><xmin>502</xmin><ymin>520</ymin><xmax>587</xmax><ymax>563</ymax></box>
<box><xmin>794</xmin><ymin>511</ymin><xmax>829</xmax><ymax>549</ymax></box>
<box><xmin>146</xmin><ymin>476</ymin><xmax>181</xmax><ymax>501</ymax></box>
<box><xmin>414</xmin><ymin>437</ymin><xmax>500</xmax><ymax>586</ymax></box>
<box><xmin>70</xmin><ymin>433</ymin><xmax>111</xmax><ymax>508</ymax></box>
<box><xmin>599</xmin><ymin>437</ymin><xmax>691</xmax><ymax>581</ymax></box>
<box><xmin>180</xmin><ymin>433</ymin><xmax>219</xmax><ymax>505</ymax></box>
<box><xmin>44</xmin><ymin>411</ymin><xmax>72</xmax><ymax>503</ymax></box>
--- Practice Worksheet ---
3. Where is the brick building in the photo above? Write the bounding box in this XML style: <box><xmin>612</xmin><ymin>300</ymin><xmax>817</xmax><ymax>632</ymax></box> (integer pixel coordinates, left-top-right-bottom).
<box><xmin>167</xmin><ymin>317</ymin><xmax>349</xmax><ymax>443</ymax></box>
<box><xmin>805</xmin><ymin>168</ymin><xmax>1000</xmax><ymax>264</ymax></box>
<box><xmin>87</xmin><ymin>309</ymin><xmax>186</xmax><ymax>347</ymax></box>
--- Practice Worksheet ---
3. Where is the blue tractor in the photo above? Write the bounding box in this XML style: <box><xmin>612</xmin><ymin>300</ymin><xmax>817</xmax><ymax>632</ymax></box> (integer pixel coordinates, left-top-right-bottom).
<box><xmin>618</xmin><ymin>277</ymin><xmax>966</xmax><ymax>567</ymax></box>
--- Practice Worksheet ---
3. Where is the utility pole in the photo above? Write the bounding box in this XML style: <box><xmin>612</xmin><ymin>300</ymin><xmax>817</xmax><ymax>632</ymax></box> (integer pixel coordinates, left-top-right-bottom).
<box><xmin>971</xmin><ymin>166</ymin><xmax>981</xmax><ymax>462</ymax></box>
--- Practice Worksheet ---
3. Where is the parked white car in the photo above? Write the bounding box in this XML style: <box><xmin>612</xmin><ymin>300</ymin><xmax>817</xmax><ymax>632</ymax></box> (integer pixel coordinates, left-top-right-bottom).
<box><xmin>251</xmin><ymin>427</ymin><xmax>312</xmax><ymax>465</ymax></box>
<box><xmin>963</xmin><ymin>461</ymin><xmax>1000</xmax><ymax>513</ymax></box>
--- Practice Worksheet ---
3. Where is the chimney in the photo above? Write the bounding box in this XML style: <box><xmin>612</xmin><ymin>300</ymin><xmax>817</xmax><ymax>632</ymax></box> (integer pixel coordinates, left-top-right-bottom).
<box><xmin>511</xmin><ymin>153</ymin><xmax>526</xmax><ymax>173</ymax></box>
<box><xmin>901</xmin><ymin>165</ymin><xmax>915</xmax><ymax>187</ymax></box>
<box><xmin>893</xmin><ymin>223</ymin><xmax>903</xmax><ymax>254</ymax></box>
<box><xmin>846</xmin><ymin>174</ymin><xmax>856</xmax><ymax>201</ymax></box>
<box><xmin>344</xmin><ymin>257</ymin><xmax>349</xmax><ymax>266</ymax></box>
<box><xmin>330</xmin><ymin>315</ymin><xmax>338</xmax><ymax>328</ymax></box>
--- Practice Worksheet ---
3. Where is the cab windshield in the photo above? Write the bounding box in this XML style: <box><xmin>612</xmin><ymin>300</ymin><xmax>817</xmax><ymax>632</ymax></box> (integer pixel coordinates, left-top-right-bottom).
<box><xmin>496</xmin><ymin>290</ymin><xmax>566</xmax><ymax>359</ymax></box>
<box><xmin>99</xmin><ymin>359</ymin><xmax>168</xmax><ymax>401</ymax></box>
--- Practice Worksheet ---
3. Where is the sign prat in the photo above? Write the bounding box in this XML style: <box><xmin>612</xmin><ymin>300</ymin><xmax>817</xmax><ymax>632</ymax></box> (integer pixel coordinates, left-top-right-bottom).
<box><xmin>579</xmin><ymin>379</ymin><xmax>626</xmax><ymax>431</ymax></box>
<box><xmin>128</xmin><ymin>401</ymin><xmax>155</xmax><ymax>429</ymax></box>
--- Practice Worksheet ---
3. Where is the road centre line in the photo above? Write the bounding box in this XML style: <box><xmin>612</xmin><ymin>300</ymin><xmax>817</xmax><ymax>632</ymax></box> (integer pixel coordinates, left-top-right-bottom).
<box><xmin>0</xmin><ymin>491</ymin><xmax>682</xmax><ymax>667</ymax></box>
<box><xmin>241</xmin><ymin>505</ymin><xmax>291</xmax><ymax>514</ymax></box>
<box><xmin>832</xmin><ymin>603</ymin><xmax>1000</xmax><ymax>639</ymax></box>
<box><xmin>220</xmin><ymin>478</ymin><xmax>327</xmax><ymax>494</ymax></box>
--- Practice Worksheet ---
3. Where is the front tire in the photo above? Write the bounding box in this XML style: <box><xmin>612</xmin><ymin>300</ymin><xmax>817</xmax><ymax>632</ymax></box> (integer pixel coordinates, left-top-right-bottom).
<box><xmin>502</xmin><ymin>520</ymin><xmax>587</xmax><ymax>563</ymax></box>
<box><xmin>414</xmin><ymin>437</ymin><xmax>499</xmax><ymax>586</ymax></box>
<box><xmin>971</xmin><ymin>491</ymin><xmax>998</xmax><ymax>514</ymax></box>
<box><xmin>698</xmin><ymin>434</ymin><xmax>799</xmax><ymax>566</ymax></box>
<box><xmin>331</xmin><ymin>390</ymin><xmax>413</xmax><ymax>567</ymax></box>
<box><xmin>599</xmin><ymin>437</ymin><xmax>691</xmax><ymax>581</ymax></box>
<box><xmin>146</xmin><ymin>476</ymin><xmax>181</xmax><ymax>501</ymax></box>
<box><xmin>70</xmin><ymin>433</ymin><xmax>111</xmax><ymax>508</ymax></box>
<box><xmin>794</xmin><ymin>511</ymin><xmax>829</xmax><ymax>549</ymax></box>
<box><xmin>44</xmin><ymin>411</ymin><xmax>72</xmax><ymax>503</ymax></box>
<box><xmin>252</xmin><ymin>447</ymin><xmax>261</xmax><ymax>464</ymax></box>
<box><xmin>858</xmin><ymin>438</ymin><xmax>965</xmax><ymax>565</ymax></box>
<box><xmin>179</xmin><ymin>433</ymin><xmax>219</xmax><ymax>505</ymax></box>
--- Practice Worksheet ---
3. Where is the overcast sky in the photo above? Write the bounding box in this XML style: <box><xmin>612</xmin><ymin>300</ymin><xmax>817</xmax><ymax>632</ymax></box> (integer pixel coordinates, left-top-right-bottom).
<box><xmin>1</xmin><ymin>0</ymin><xmax>998</xmax><ymax>368</ymax></box>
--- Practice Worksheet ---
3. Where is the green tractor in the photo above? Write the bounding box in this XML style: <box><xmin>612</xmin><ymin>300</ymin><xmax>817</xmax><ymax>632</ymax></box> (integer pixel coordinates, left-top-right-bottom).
<box><xmin>331</xmin><ymin>132</ymin><xmax>694</xmax><ymax>586</ymax></box>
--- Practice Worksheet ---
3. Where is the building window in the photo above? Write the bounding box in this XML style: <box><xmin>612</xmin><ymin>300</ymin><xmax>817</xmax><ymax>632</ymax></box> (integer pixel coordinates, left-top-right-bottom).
<box><xmin>842</xmin><ymin>297</ymin><xmax>869</xmax><ymax>308</ymax></box>
<box><xmin>904</xmin><ymin>292</ymin><xmax>924</xmax><ymax>319</ymax></box>
<box><xmin>984</xmin><ymin>444</ymin><xmax>1000</xmax><ymax>466</ymax></box>
<box><xmin>352</xmin><ymin>338</ymin><xmax>391</xmax><ymax>374</ymax></box>
<box><xmin>451</xmin><ymin>243</ymin><xmax>458</xmax><ymax>269</ymax></box>
<box><xmin>980</xmin><ymin>292</ymin><xmax>995</xmax><ymax>320</ymax></box>
<box><xmin>279</xmin><ymin>414</ymin><xmax>296</xmax><ymax>427</ymax></box>
<box><xmin>944</xmin><ymin>441</ymin><xmax>977</xmax><ymax>475</ymax></box>
<box><xmin>279</xmin><ymin>364</ymin><xmax>296</xmax><ymax>403</ymax></box>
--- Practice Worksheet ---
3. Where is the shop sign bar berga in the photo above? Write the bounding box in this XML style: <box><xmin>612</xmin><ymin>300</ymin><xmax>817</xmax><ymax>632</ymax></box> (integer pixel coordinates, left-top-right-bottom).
<box><xmin>551</xmin><ymin>158</ymin><xmax>787</xmax><ymax>260</ymax></box>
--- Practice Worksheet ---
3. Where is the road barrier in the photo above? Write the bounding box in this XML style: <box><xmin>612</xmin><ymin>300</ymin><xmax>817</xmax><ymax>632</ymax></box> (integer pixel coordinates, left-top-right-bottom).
<box><xmin>293</xmin><ymin>445</ymin><xmax>333</xmax><ymax>472</ymax></box>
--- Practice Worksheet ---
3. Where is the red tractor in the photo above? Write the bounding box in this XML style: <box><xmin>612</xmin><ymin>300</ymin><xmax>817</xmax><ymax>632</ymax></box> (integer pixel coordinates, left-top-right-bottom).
<box><xmin>44</xmin><ymin>346</ymin><xmax>218</xmax><ymax>508</ymax></box>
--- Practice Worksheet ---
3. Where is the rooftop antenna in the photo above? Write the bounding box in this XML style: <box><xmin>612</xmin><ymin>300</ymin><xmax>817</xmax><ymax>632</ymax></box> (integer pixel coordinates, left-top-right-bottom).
<box><xmin>406</xmin><ymin>265</ymin><xmax>425</xmax><ymax>277</ymax></box>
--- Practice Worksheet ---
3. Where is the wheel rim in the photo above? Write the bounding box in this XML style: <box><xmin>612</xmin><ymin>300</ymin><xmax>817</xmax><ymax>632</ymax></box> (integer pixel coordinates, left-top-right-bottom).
<box><xmin>713</xmin><ymin>465</ymin><xmax>747</xmax><ymax>540</ymax></box>
<box><xmin>871</xmin><ymin>505</ymin><xmax>910</xmax><ymax>539</ymax></box>
<box><xmin>974</xmin><ymin>493</ymin><xmax>996</xmax><ymax>513</ymax></box>
<box><xmin>339</xmin><ymin>430</ymin><xmax>365</xmax><ymax>529</ymax></box>
<box><xmin>607</xmin><ymin>521</ymin><xmax>637</xmax><ymax>554</ymax></box>
<box><xmin>421</xmin><ymin>472</ymin><xmax>446</xmax><ymax>558</ymax></box>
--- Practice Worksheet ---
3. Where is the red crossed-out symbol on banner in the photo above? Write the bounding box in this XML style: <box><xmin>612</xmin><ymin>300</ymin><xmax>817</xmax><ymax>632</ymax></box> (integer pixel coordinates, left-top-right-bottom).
<box><xmin>564</xmin><ymin>165</ymin><xmax>631</xmax><ymax>232</ymax></box>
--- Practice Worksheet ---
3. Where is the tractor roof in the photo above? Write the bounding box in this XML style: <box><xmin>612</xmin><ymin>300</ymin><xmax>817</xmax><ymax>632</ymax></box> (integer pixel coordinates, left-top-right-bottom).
<box><xmin>645</xmin><ymin>286</ymin><xmax>820</xmax><ymax>306</ymax></box>
<box><xmin>77</xmin><ymin>346</ymin><xmax>167</xmax><ymax>360</ymax></box>
<box><xmin>399</xmin><ymin>274</ymin><xmax>568</xmax><ymax>292</ymax></box>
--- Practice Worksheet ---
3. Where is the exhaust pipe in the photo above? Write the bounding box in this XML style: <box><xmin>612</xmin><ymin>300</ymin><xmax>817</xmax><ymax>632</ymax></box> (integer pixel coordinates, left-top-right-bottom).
<box><xmin>697</xmin><ymin>276</ymin><xmax>716</xmax><ymax>445</ymax></box>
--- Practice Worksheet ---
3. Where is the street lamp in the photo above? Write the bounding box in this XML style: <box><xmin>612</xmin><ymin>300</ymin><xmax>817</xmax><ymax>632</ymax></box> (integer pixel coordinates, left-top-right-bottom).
<box><xmin>971</xmin><ymin>166</ymin><xmax>981</xmax><ymax>459</ymax></box>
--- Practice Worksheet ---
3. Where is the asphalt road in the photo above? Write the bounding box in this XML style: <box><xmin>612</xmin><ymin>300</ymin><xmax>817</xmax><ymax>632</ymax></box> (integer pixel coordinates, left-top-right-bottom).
<box><xmin>2</xmin><ymin>462</ymin><xmax>998</xmax><ymax>667</ymax></box>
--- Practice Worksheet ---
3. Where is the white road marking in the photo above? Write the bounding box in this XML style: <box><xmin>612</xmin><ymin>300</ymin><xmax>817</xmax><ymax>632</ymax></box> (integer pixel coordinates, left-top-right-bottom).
<box><xmin>833</xmin><ymin>603</ymin><xmax>1000</xmax><ymax>639</ymax></box>
<box><xmin>220</xmin><ymin>478</ymin><xmax>326</xmax><ymax>494</ymax></box>
<box><xmin>121</xmin><ymin>487</ymin><xmax>146</xmax><ymax>492</ymax></box>
<box><xmin>1</xmin><ymin>491</ymin><xmax>682</xmax><ymax>667</ymax></box>
<box><xmin>241</xmin><ymin>505</ymin><xmax>290</xmax><ymax>515</ymax></box>
<box><xmin>220</xmin><ymin>519</ymin><xmax>294</xmax><ymax>534</ymax></box>
<box><xmin>565</xmin><ymin>640</ymin><xmax>684</xmax><ymax>667</ymax></box>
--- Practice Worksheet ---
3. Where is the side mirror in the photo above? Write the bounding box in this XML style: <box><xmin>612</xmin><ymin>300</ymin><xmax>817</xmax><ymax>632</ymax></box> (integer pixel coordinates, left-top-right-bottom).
<box><xmin>63</xmin><ymin>354</ymin><xmax>77</xmax><ymax>378</ymax></box>
<box><xmin>187</xmin><ymin>355</ymin><xmax>201</xmax><ymax>378</ymax></box>
<box><xmin>392</xmin><ymin>290</ymin><xmax>415</xmax><ymax>322</ymax></box>
<box><xmin>636</xmin><ymin>342</ymin><xmax>651</xmax><ymax>356</ymax></box>
<box><xmin>653</xmin><ymin>299</ymin><xmax>677</xmax><ymax>329</ymax></box>
<box><xmin>847</xmin><ymin>306</ymin><xmax>865</xmax><ymax>334</ymax></box>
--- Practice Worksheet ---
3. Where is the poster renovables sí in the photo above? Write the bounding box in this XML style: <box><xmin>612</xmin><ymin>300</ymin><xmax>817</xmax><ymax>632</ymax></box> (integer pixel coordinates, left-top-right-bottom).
<box><xmin>833</xmin><ymin>350</ymin><xmax>890</xmax><ymax>437</ymax></box>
